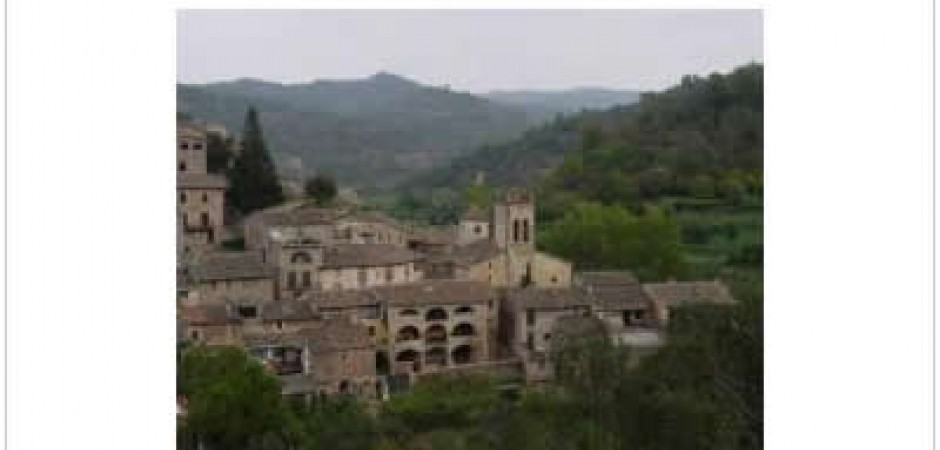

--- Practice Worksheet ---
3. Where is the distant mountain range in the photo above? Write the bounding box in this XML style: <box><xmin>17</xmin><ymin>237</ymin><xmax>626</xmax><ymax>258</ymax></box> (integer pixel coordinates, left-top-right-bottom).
<box><xmin>177</xmin><ymin>72</ymin><xmax>640</xmax><ymax>189</ymax></box>
<box><xmin>484</xmin><ymin>88</ymin><xmax>641</xmax><ymax>115</ymax></box>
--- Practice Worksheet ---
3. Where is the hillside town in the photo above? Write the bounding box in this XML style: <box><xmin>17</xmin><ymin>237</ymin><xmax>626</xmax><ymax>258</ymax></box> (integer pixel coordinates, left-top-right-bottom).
<box><xmin>176</xmin><ymin>118</ymin><xmax>737</xmax><ymax>404</ymax></box>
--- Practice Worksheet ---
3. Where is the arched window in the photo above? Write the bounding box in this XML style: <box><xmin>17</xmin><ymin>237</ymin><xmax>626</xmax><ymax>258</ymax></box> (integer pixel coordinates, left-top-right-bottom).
<box><xmin>451</xmin><ymin>345</ymin><xmax>474</xmax><ymax>365</ymax></box>
<box><xmin>452</xmin><ymin>323</ymin><xmax>475</xmax><ymax>336</ymax></box>
<box><xmin>425</xmin><ymin>308</ymin><xmax>448</xmax><ymax>321</ymax></box>
<box><xmin>290</xmin><ymin>252</ymin><xmax>312</xmax><ymax>264</ymax></box>
<box><xmin>425</xmin><ymin>324</ymin><xmax>447</xmax><ymax>344</ymax></box>
<box><xmin>396</xmin><ymin>326</ymin><xmax>420</xmax><ymax>342</ymax></box>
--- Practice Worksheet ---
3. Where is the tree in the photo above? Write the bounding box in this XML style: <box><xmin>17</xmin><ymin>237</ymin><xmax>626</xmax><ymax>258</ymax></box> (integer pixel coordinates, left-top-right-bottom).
<box><xmin>177</xmin><ymin>346</ymin><xmax>296</xmax><ymax>450</ymax></box>
<box><xmin>226</xmin><ymin>107</ymin><xmax>285</xmax><ymax>214</ymax></box>
<box><xmin>205</xmin><ymin>131</ymin><xmax>232</xmax><ymax>174</ymax></box>
<box><xmin>305</xmin><ymin>174</ymin><xmax>338</xmax><ymax>206</ymax></box>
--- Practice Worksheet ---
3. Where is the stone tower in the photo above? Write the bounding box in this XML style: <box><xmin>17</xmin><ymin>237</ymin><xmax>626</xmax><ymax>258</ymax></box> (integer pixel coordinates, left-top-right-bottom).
<box><xmin>177</xmin><ymin>123</ymin><xmax>208</xmax><ymax>174</ymax></box>
<box><xmin>493</xmin><ymin>189</ymin><xmax>536</xmax><ymax>286</ymax></box>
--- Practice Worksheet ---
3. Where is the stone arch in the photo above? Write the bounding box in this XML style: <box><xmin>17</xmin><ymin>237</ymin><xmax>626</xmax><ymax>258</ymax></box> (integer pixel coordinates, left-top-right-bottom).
<box><xmin>425</xmin><ymin>324</ymin><xmax>448</xmax><ymax>344</ymax></box>
<box><xmin>290</xmin><ymin>251</ymin><xmax>312</xmax><ymax>264</ymax></box>
<box><xmin>425</xmin><ymin>307</ymin><xmax>448</xmax><ymax>321</ymax></box>
<box><xmin>396</xmin><ymin>326</ymin><xmax>420</xmax><ymax>342</ymax></box>
<box><xmin>425</xmin><ymin>346</ymin><xmax>448</xmax><ymax>368</ymax></box>
<box><xmin>452</xmin><ymin>345</ymin><xmax>475</xmax><ymax>365</ymax></box>
<box><xmin>452</xmin><ymin>323</ymin><xmax>475</xmax><ymax>337</ymax></box>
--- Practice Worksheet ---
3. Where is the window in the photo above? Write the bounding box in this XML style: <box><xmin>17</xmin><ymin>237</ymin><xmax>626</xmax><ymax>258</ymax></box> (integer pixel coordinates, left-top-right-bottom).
<box><xmin>543</xmin><ymin>333</ymin><xmax>551</xmax><ymax>341</ymax></box>
<box><xmin>202</xmin><ymin>193</ymin><xmax>208</xmax><ymax>203</ymax></box>
<box><xmin>523</xmin><ymin>219</ymin><xmax>530</xmax><ymax>243</ymax></box>
<box><xmin>179</xmin><ymin>161</ymin><xmax>186</xmax><ymax>172</ymax></box>
<box><xmin>290</xmin><ymin>252</ymin><xmax>312</xmax><ymax>264</ymax></box>
<box><xmin>526</xmin><ymin>309</ymin><xmax>535</xmax><ymax>326</ymax></box>
<box><xmin>474</xmin><ymin>224</ymin><xmax>482</xmax><ymax>234</ymax></box>
<box><xmin>180</xmin><ymin>142</ymin><xmax>189</xmax><ymax>150</ymax></box>
<box><xmin>526</xmin><ymin>332</ymin><xmax>534</xmax><ymax>351</ymax></box>
<box><xmin>179</xmin><ymin>192</ymin><xmax>187</xmax><ymax>204</ymax></box>
<box><xmin>237</xmin><ymin>306</ymin><xmax>258</xmax><ymax>319</ymax></box>
<box><xmin>399</xmin><ymin>309</ymin><xmax>419</xmax><ymax>316</ymax></box>
<box><xmin>193</xmin><ymin>143</ymin><xmax>203</xmax><ymax>150</ymax></box>
<box><xmin>368</xmin><ymin>326</ymin><xmax>375</xmax><ymax>336</ymax></box>
<box><xmin>551</xmin><ymin>276</ymin><xmax>558</xmax><ymax>284</ymax></box>
<box><xmin>287</xmin><ymin>272</ymin><xmax>297</xmax><ymax>289</ymax></box>
<box><xmin>275</xmin><ymin>320</ymin><xmax>284</xmax><ymax>330</ymax></box>
<box><xmin>385</xmin><ymin>267</ymin><xmax>393</xmax><ymax>282</ymax></box>
<box><xmin>512</xmin><ymin>219</ymin><xmax>520</xmax><ymax>242</ymax></box>
<box><xmin>301</xmin><ymin>271</ymin><xmax>311</xmax><ymax>288</ymax></box>
<box><xmin>455</xmin><ymin>306</ymin><xmax>474</xmax><ymax>314</ymax></box>
<box><xmin>190</xmin><ymin>329</ymin><xmax>200</xmax><ymax>340</ymax></box>
<box><xmin>200</xmin><ymin>212</ymin><xmax>209</xmax><ymax>228</ymax></box>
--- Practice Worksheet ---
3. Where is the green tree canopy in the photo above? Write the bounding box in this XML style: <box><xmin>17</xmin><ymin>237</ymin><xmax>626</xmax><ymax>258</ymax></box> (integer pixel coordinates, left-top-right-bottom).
<box><xmin>178</xmin><ymin>346</ymin><xmax>295</xmax><ymax>449</ymax></box>
<box><xmin>305</xmin><ymin>174</ymin><xmax>338</xmax><ymax>206</ymax></box>
<box><xmin>226</xmin><ymin>106</ymin><xmax>285</xmax><ymax>214</ymax></box>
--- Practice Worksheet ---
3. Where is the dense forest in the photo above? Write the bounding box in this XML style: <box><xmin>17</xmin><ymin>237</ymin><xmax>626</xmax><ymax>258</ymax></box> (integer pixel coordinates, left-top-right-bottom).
<box><xmin>389</xmin><ymin>63</ymin><xmax>763</xmax><ymax>281</ymax></box>
<box><xmin>178</xmin><ymin>73</ymin><xmax>540</xmax><ymax>188</ymax></box>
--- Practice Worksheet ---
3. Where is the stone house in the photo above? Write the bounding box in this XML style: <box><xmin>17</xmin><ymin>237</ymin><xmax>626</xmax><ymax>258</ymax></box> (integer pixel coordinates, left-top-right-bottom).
<box><xmin>380</xmin><ymin>280</ymin><xmax>492</xmax><ymax>376</ymax></box>
<box><xmin>177</xmin><ymin>122</ymin><xmax>226</xmax><ymax>256</ymax></box>
<box><xmin>180</xmin><ymin>250</ymin><xmax>276</xmax><ymax>306</ymax></box>
<box><xmin>642</xmin><ymin>280</ymin><xmax>736</xmax><ymax>325</ymax></box>
<box><xmin>244</xmin><ymin>319</ymin><xmax>380</xmax><ymax>401</ymax></box>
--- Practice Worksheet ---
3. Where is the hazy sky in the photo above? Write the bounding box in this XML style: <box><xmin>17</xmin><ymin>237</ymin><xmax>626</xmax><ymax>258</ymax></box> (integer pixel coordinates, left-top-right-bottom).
<box><xmin>178</xmin><ymin>9</ymin><xmax>762</xmax><ymax>92</ymax></box>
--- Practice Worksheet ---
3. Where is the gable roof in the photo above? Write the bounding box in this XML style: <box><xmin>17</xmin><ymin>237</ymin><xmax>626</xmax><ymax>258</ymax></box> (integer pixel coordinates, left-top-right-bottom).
<box><xmin>576</xmin><ymin>270</ymin><xmax>650</xmax><ymax>310</ymax></box>
<box><xmin>642</xmin><ymin>280</ymin><xmax>736</xmax><ymax>308</ymax></box>
<box><xmin>375</xmin><ymin>280</ymin><xmax>491</xmax><ymax>307</ymax></box>
<box><xmin>188</xmin><ymin>250</ymin><xmax>275</xmax><ymax>282</ymax></box>
<box><xmin>507</xmin><ymin>287</ymin><xmax>591</xmax><ymax>310</ymax></box>
<box><xmin>321</xmin><ymin>244</ymin><xmax>420</xmax><ymax>268</ymax></box>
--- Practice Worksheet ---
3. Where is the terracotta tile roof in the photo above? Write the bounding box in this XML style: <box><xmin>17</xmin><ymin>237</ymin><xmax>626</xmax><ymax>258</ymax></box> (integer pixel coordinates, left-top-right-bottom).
<box><xmin>321</xmin><ymin>244</ymin><xmax>420</xmax><ymax>268</ymax></box>
<box><xmin>261</xmin><ymin>301</ymin><xmax>320</xmax><ymax>322</ymax></box>
<box><xmin>507</xmin><ymin>287</ymin><xmax>591</xmax><ymax>310</ymax></box>
<box><xmin>576</xmin><ymin>271</ymin><xmax>651</xmax><ymax>310</ymax></box>
<box><xmin>243</xmin><ymin>318</ymin><xmax>373</xmax><ymax>352</ymax></box>
<box><xmin>576</xmin><ymin>271</ymin><xmax>639</xmax><ymax>286</ymax></box>
<box><xmin>642</xmin><ymin>280</ymin><xmax>736</xmax><ymax>308</ymax></box>
<box><xmin>450</xmin><ymin>240</ymin><xmax>501</xmax><ymax>267</ymax></box>
<box><xmin>263</xmin><ymin>205</ymin><xmax>346</xmax><ymax>227</ymax></box>
<box><xmin>177</xmin><ymin>123</ymin><xmax>205</xmax><ymax>139</ymax></box>
<box><xmin>179</xmin><ymin>304</ymin><xmax>239</xmax><ymax>326</ymax></box>
<box><xmin>188</xmin><ymin>251</ymin><xmax>275</xmax><ymax>282</ymax></box>
<box><xmin>305</xmin><ymin>290</ymin><xmax>380</xmax><ymax>308</ymax></box>
<box><xmin>375</xmin><ymin>280</ymin><xmax>491</xmax><ymax>307</ymax></box>
<box><xmin>177</xmin><ymin>172</ymin><xmax>227</xmax><ymax>189</ymax></box>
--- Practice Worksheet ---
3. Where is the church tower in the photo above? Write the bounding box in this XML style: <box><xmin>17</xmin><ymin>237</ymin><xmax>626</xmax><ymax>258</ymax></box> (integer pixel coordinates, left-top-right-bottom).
<box><xmin>493</xmin><ymin>188</ymin><xmax>536</xmax><ymax>286</ymax></box>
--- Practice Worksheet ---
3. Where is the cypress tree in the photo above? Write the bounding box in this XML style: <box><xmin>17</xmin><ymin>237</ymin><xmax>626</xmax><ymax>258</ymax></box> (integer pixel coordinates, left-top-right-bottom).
<box><xmin>227</xmin><ymin>106</ymin><xmax>284</xmax><ymax>214</ymax></box>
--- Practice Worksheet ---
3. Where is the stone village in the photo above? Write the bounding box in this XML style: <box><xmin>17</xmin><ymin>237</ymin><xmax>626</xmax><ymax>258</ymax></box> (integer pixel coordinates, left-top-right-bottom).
<box><xmin>176</xmin><ymin>119</ymin><xmax>736</xmax><ymax>402</ymax></box>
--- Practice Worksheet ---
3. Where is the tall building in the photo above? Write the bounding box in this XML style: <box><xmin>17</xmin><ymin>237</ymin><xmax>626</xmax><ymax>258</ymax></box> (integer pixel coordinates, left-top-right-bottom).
<box><xmin>177</xmin><ymin>121</ymin><xmax>227</xmax><ymax>257</ymax></box>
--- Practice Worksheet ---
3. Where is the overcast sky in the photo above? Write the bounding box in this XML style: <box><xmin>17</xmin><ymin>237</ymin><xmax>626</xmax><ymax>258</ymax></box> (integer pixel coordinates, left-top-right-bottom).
<box><xmin>178</xmin><ymin>9</ymin><xmax>762</xmax><ymax>92</ymax></box>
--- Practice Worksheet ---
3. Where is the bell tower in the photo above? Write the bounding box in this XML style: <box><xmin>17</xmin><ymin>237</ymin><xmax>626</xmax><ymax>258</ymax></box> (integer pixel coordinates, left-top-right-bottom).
<box><xmin>493</xmin><ymin>188</ymin><xmax>536</xmax><ymax>286</ymax></box>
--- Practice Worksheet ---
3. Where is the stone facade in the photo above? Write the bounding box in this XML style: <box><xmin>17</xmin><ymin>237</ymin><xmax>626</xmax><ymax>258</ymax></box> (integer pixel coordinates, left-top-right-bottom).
<box><xmin>177</xmin><ymin>122</ymin><xmax>226</xmax><ymax>256</ymax></box>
